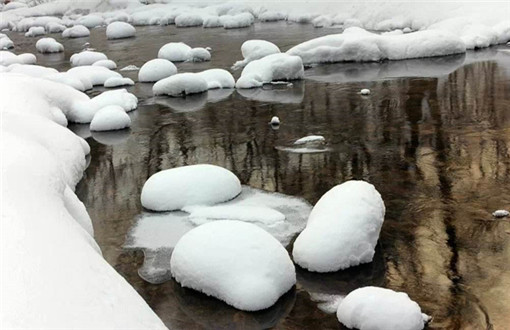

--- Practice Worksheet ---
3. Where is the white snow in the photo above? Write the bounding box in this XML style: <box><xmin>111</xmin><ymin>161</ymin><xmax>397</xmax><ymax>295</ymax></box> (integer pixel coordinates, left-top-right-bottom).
<box><xmin>270</xmin><ymin>116</ymin><xmax>280</xmax><ymax>125</ymax></box>
<box><xmin>104</xmin><ymin>77</ymin><xmax>134</xmax><ymax>87</ymax></box>
<box><xmin>141</xmin><ymin>164</ymin><xmax>242</xmax><ymax>211</ymax></box>
<box><xmin>106</xmin><ymin>21</ymin><xmax>136</xmax><ymax>39</ymax></box>
<box><xmin>0</xmin><ymin>52</ymin><xmax>37</xmax><ymax>66</ymax></box>
<box><xmin>3</xmin><ymin>1</ymin><xmax>27</xmax><ymax>11</ymax></box>
<box><xmin>46</xmin><ymin>22</ymin><xmax>66</xmax><ymax>33</ymax></box>
<box><xmin>292</xmin><ymin>180</ymin><xmax>385</xmax><ymax>272</ymax></box>
<box><xmin>92</xmin><ymin>59</ymin><xmax>117</xmax><ymax>70</ymax></box>
<box><xmin>35</xmin><ymin>37</ymin><xmax>64</xmax><ymax>53</ymax></box>
<box><xmin>493</xmin><ymin>210</ymin><xmax>510</xmax><ymax>218</ymax></box>
<box><xmin>287</xmin><ymin>27</ymin><xmax>467</xmax><ymax>64</ymax></box>
<box><xmin>220</xmin><ymin>13</ymin><xmax>254</xmax><ymax>29</ymax></box>
<box><xmin>189</xmin><ymin>47</ymin><xmax>211</xmax><ymax>62</ymax></box>
<box><xmin>0</xmin><ymin>73</ymin><xmax>166</xmax><ymax>329</ymax></box>
<box><xmin>138</xmin><ymin>58</ymin><xmax>177</xmax><ymax>82</ymax></box>
<box><xmin>120</xmin><ymin>64</ymin><xmax>139</xmax><ymax>71</ymax></box>
<box><xmin>90</xmin><ymin>105</ymin><xmax>131</xmax><ymax>131</ymax></box>
<box><xmin>175</xmin><ymin>13</ymin><xmax>204</xmax><ymax>27</ymax></box>
<box><xmin>236</xmin><ymin>53</ymin><xmax>304</xmax><ymax>89</ymax></box>
<box><xmin>25</xmin><ymin>26</ymin><xmax>46</xmax><ymax>37</ymax></box>
<box><xmin>71</xmin><ymin>51</ymin><xmax>108</xmax><ymax>66</ymax></box>
<box><xmin>62</xmin><ymin>25</ymin><xmax>90</xmax><ymax>38</ymax></box>
<box><xmin>0</xmin><ymin>34</ymin><xmax>14</xmax><ymax>49</ymax></box>
<box><xmin>158</xmin><ymin>42</ymin><xmax>192</xmax><ymax>62</ymax></box>
<box><xmin>170</xmin><ymin>220</ymin><xmax>296</xmax><ymax>311</ymax></box>
<box><xmin>337</xmin><ymin>287</ymin><xmax>428</xmax><ymax>330</ymax></box>
<box><xmin>71</xmin><ymin>88</ymin><xmax>138</xmax><ymax>123</ymax></box>
<box><xmin>258</xmin><ymin>11</ymin><xmax>286</xmax><ymax>22</ymax></box>
<box><xmin>294</xmin><ymin>135</ymin><xmax>325</xmax><ymax>145</ymax></box>
<box><xmin>233</xmin><ymin>39</ymin><xmax>281</xmax><ymax>69</ymax></box>
<box><xmin>77</xmin><ymin>14</ymin><xmax>104</xmax><ymax>29</ymax></box>
<box><xmin>360</xmin><ymin>88</ymin><xmax>371</xmax><ymax>95</ymax></box>
<box><xmin>195</xmin><ymin>69</ymin><xmax>235</xmax><ymax>89</ymax></box>
<box><xmin>153</xmin><ymin>72</ymin><xmax>208</xmax><ymax>96</ymax></box>
<box><xmin>67</xmin><ymin>66</ymin><xmax>121</xmax><ymax>87</ymax></box>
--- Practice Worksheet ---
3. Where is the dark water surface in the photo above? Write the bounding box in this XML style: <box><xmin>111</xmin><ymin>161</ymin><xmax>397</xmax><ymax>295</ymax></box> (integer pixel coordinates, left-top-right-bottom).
<box><xmin>8</xmin><ymin>22</ymin><xmax>510</xmax><ymax>329</ymax></box>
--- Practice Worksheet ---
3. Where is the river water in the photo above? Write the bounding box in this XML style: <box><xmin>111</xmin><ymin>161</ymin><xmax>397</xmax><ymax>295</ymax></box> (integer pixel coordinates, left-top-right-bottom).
<box><xmin>8</xmin><ymin>22</ymin><xmax>510</xmax><ymax>329</ymax></box>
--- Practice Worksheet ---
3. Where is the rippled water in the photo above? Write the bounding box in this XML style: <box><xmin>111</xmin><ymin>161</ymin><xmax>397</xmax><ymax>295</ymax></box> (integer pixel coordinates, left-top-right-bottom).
<box><xmin>8</xmin><ymin>22</ymin><xmax>510</xmax><ymax>329</ymax></box>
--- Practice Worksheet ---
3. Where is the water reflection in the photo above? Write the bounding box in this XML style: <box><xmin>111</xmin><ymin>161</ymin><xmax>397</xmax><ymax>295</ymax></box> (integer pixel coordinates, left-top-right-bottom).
<box><xmin>92</xmin><ymin>129</ymin><xmax>131</xmax><ymax>145</ymax></box>
<box><xmin>237</xmin><ymin>82</ymin><xmax>305</xmax><ymax>104</ymax></box>
<box><xmin>69</xmin><ymin>30</ymin><xmax>510</xmax><ymax>329</ymax></box>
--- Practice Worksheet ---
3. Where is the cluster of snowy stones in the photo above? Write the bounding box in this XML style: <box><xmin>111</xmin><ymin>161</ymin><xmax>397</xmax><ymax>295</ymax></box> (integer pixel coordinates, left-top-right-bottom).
<box><xmin>140</xmin><ymin>164</ymin><xmax>429</xmax><ymax>329</ymax></box>
<box><xmin>0</xmin><ymin>73</ymin><xmax>166</xmax><ymax>329</ymax></box>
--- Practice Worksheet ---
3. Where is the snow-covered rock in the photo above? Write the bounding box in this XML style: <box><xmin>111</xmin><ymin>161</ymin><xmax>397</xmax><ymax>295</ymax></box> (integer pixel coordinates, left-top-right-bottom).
<box><xmin>337</xmin><ymin>287</ymin><xmax>428</xmax><ymax>330</ymax></box>
<box><xmin>236</xmin><ymin>53</ymin><xmax>304</xmax><ymax>89</ymax></box>
<box><xmin>141</xmin><ymin>164</ymin><xmax>242</xmax><ymax>211</ymax></box>
<box><xmin>233</xmin><ymin>40</ymin><xmax>281</xmax><ymax>69</ymax></box>
<box><xmin>202</xmin><ymin>15</ymin><xmax>222</xmax><ymax>28</ymax></box>
<box><xmin>0</xmin><ymin>73</ymin><xmax>166</xmax><ymax>329</ymax></box>
<box><xmin>67</xmin><ymin>66</ymin><xmax>121</xmax><ymax>86</ymax></box>
<box><xmin>292</xmin><ymin>180</ymin><xmax>385</xmax><ymax>272</ymax></box>
<box><xmin>158</xmin><ymin>42</ymin><xmax>192</xmax><ymax>62</ymax></box>
<box><xmin>46</xmin><ymin>22</ymin><xmax>66</xmax><ymax>33</ymax></box>
<box><xmin>189</xmin><ymin>47</ymin><xmax>211</xmax><ymax>62</ymax></box>
<box><xmin>294</xmin><ymin>135</ymin><xmax>325</xmax><ymax>145</ymax></box>
<box><xmin>220</xmin><ymin>13</ymin><xmax>254</xmax><ymax>29</ymax></box>
<box><xmin>360</xmin><ymin>88</ymin><xmax>371</xmax><ymax>95</ymax></box>
<box><xmin>287</xmin><ymin>27</ymin><xmax>466</xmax><ymax>64</ymax></box>
<box><xmin>270</xmin><ymin>116</ymin><xmax>280</xmax><ymax>125</ymax></box>
<box><xmin>92</xmin><ymin>59</ymin><xmax>117</xmax><ymax>70</ymax></box>
<box><xmin>170</xmin><ymin>220</ymin><xmax>296</xmax><ymax>311</ymax></box>
<box><xmin>70</xmin><ymin>88</ymin><xmax>138</xmax><ymax>123</ymax></box>
<box><xmin>258</xmin><ymin>11</ymin><xmax>286</xmax><ymax>22</ymax></box>
<box><xmin>36</xmin><ymin>38</ymin><xmax>64</xmax><ymax>53</ymax></box>
<box><xmin>71</xmin><ymin>51</ymin><xmax>108</xmax><ymax>66</ymax></box>
<box><xmin>3</xmin><ymin>1</ymin><xmax>27</xmax><ymax>11</ymax></box>
<box><xmin>62</xmin><ymin>25</ymin><xmax>90</xmax><ymax>38</ymax></box>
<box><xmin>104</xmin><ymin>77</ymin><xmax>134</xmax><ymax>88</ymax></box>
<box><xmin>175</xmin><ymin>13</ymin><xmax>204</xmax><ymax>27</ymax></box>
<box><xmin>25</xmin><ymin>26</ymin><xmax>46</xmax><ymax>37</ymax></box>
<box><xmin>138</xmin><ymin>58</ymin><xmax>177</xmax><ymax>82</ymax></box>
<box><xmin>0</xmin><ymin>34</ymin><xmax>14</xmax><ymax>49</ymax></box>
<box><xmin>153</xmin><ymin>72</ymin><xmax>208</xmax><ymax>96</ymax></box>
<box><xmin>0</xmin><ymin>52</ymin><xmax>37</xmax><ymax>66</ymax></box>
<box><xmin>90</xmin><ymin>105</ymin><xmax>131</xmax><ymax>131</ymax></box>
<box><xmin>106</xmin><ymin>21</ymin><xmax>136</xmax><ymax>39</ymax></box>
<box><xmin>195</xmin><ymin>69</ymin><xmax>235</xmax><ymax>89</ymax></box>
<box><xmin>493</xmin><ymin>210</ymin><xmax>509</xmax><ymax>218</ymax></box>
<box><xmin>77</xmin><ymin>15</ymin><xmax>104</xmax><ymax>29</ymax></box>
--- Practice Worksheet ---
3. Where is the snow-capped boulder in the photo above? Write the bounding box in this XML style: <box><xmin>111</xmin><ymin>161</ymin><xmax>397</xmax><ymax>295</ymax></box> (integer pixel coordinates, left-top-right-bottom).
<box><xmin>292</xmin><ymin>180</ymin><xmax>385</xmax><ymax>272</ymax></box>
<box><xmin>153</xmin><ymin>73</ymin><xmax>208</xmax><ymax>96</ymax></box>
<box><xmin>202</xmin><ymin>15</ymin><xmax>222</xmax><ymax>28</ymax></box>
<box><xmin>46</xmin><ymin>22</ymin><xmax>66</xmax><ymax>33</ymax></box>
<box><xmin>170</xmin><ymin>220</ymin><xmax>296</xmax><ymax>311</ymax></box>
<box><xmin>92</xmin><ymin>59</ymin><xmax>117</xmax><ymax>70</ymax></box>
<box><xmin>294</xmin><ymin>135</ymin><xmax>325</xmax><ymax>145</ymax></box>
<box><xmin>220</xmin><ymin>13</ymin><xmax>254</xmax><ymax>29</ymax></box>
<box><xmin>189</xmin><ymin>47</ymin><xmax>211</xmax><ymax>62</ymax></box>
<box><xmin>70</xmin><ymin>51</ymin><xmax>108</xmax><ymax>66</ymax></box>
<box><xmin>141</xmin><ymin>164</ymin><xmax>241</xmax><ymax>211</ymax></box>
<box><xmin>157</xmin><ymin>42</ymin><xmax>192</xmax><ymax>62</ymax></box>
<box><xmin>236</xmin><ymin>53</ymin><xmax>304</xmax><ymax>89</ymax></box>
<box><xmin>106</xmin><ymin>22</ymin><xmax>136</xmax><ymax>40</ymax></box>
<box><xmin>67</xmin><ymin>66</ymin><xmax>120</xmax><ymax>86</ymax></box>
<box><xmin>138</xmin><ymin>59</ymin><xmax>177</xmax><ymax>82</ymax></box>
<box><xmin>286</xmin><ymin>27</ymin><xmax>466</xmax><ymax>64</ymax></box>
<box><xmin>36</xmin><ymin>38</ymin><xmax>64</xmax><ymax>53</ymax></box>
<box><xmin>3</xmin><ymin>1</ymin><xmax>27</xmax><ymax>11</ymax></box>
<box><xmin>0</xmin><ymin>34</ymin><xmax>14</xmax><ymax>49</ymax></box>
<box><xmin>0</xmin><ymin>52</ymin><xmax>37</xmax><ymax>66</ymax></box>
<box><xmin>62</xmin><ymin>25</ymin><xmax>90</xmax><ymax>38</ymax></box>
<box><xmin>337</xmin><ymin>287</ymin><xmax>428</xmax><ymax>330</ymax></box>
<box><xmin>25</xmin><ymin>27</ymin><xmax>46</xmax><ymax>37</ymax></box>
<box><xmin>104</xmin><ymin>77</ymin><xmax>134</xmax><ymax>88</ymax></box>
<box><xmin>258</xmin><ymin>11</ymin><xmax>286</xmax><ymax>22</ymax></box>
<box><xmin>196</xmin><ymin>69</ymin><xmax>235</xmax><ymax>89</ymax></box>
<box><xmin>90</xmin><ymin>105</ymin><xmax>131</xmax><ymax>131</ymax></box>
<box><xmin>233</xmin><ymin>40</ymin><xmax>281</xmax><ymax>69</ymax></box>
<box><xmin>175</xmin><ymin>13</ymin><xmax>204</xmax><ymax>27</ymax></box>
<box><xmin>70</xmin><ymin>89</ymin><xmax>137</xmax><ymax>123</ymax></box>
<box><xmin>77</xmin><ymin>15</ymin><xmax>104</xmax><ymax>29</ymax></box>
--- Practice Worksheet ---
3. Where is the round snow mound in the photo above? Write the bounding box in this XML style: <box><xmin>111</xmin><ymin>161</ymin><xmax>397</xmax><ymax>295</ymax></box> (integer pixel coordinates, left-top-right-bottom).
<box><xmin>36</xmin><ymin>38</ymin><xmax>64</xmax><ymax>53</ymax></box>
<box><xmin>93</xmin><ymin>59</ymin><xmax>117</xmax><ymax>70</ymax></box>
<box><xmin>292</xmin><ymin>180</ymin><xmax>385</xmax><ymax>272</ymax></box>
<box><xmin>153</xmin><ymin>72</ymin><xmax>208</xmax><ymax>96</ymax></box>
<box><xmin>71</xmin><ymin>51</ymin><xmax>108</xmax><ymax>67</ymax></box>
<box><xmin>106</xmin><ymin>22</ymin><xmax>136</xmax><ymax>40</ymax></box>
<box><xmin>171</xmin><ymin>220</ymin><xmax>296</xmax><ymax>311</ymax></box>
<box><xmin>337</xmin><ymin>287</ymin><xmax>428</xmax><ymax>330</ymax></box>
<box><xmin>141</xmin><ymin>164</ymin><xmax>241</xmax><ymax>211</ymax></box>
<box><xmin>90</xmin><ymin>105</ymin><xmax>131</xmax><ymax>131</ymax></box>
<box><xmin>158</xmin><ymin>42</ymin><xmax>192</xmax><ymax>62</ymax></box>
<box><xmin>138</xmin><ymin>58</ymin><xmax>177</xmax><ymax>82</ymax></box>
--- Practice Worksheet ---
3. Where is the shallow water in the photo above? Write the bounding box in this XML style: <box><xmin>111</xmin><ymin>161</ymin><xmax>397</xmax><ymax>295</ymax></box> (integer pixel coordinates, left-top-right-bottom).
<box><xmin>8</xmin><ymin>22</ymin><xmax>510</xmax><ymax>329</ymax></box>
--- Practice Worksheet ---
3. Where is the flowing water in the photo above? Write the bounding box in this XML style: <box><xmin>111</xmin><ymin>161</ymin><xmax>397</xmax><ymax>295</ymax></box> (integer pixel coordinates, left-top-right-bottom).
<box><xmin>7</xmin><ymin>22</ymin><xmax>510</xmax><ymax>329</ymax></box>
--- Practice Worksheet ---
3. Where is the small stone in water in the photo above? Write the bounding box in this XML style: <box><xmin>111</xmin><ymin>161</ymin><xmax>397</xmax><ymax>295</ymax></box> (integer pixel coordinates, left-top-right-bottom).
<box><xmin>492</xmin><ymin>210</ymin><xmax>509</xmax><ymax>218</ymax></box>
<box><xmin>270</xmin><ymin>116</ymin><xmax>280</xmax><ymax>125</ymax></box>
<box><xmin>360</xmin><ymin>88</ymin><xmax>370</xmax><ymax>95</ymax></box>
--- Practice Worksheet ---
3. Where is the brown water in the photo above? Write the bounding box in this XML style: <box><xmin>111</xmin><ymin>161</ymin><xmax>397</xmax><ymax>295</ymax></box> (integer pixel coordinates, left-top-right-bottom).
<box><xmin>8</xmin><ymin>22</ymin><xmax>510</xmax><ymax>329</ymax></box>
